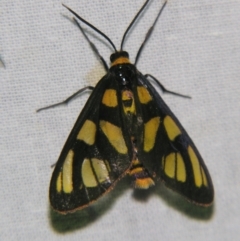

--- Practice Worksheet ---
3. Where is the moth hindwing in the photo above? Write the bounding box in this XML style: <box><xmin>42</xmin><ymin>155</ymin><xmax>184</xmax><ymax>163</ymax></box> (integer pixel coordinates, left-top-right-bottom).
<box><xmin>48</xmin><ymin>1</ymin><xmax>214</xmax><ymax>214</ymax></box>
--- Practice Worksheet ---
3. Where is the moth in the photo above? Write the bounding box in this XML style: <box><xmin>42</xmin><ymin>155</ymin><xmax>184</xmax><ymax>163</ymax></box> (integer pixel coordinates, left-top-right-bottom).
<box><xmin>39</xmin><ymin>0</ymin><xmax>214</xmax><ymax>213</ymax></box>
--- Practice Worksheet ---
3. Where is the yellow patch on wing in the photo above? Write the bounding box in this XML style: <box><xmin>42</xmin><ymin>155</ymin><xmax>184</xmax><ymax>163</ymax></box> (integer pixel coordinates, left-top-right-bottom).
<box><xmin>163</xmin><ymin>152</ymin><xmax>186</xmax><ymax>182</ymax></box>
<box><xmin>92</xmin><ymin>158</ymin><xmax>111</xmax><ymax>184</ymax></box>
<box><xmin>81</xmin><ymin>158</ymin><xmax>110</xmax><ymax>187</ymax></box>
<box><xmin>144</xmin><ymin>117</ymin><xmax>160</xmax><ymax>152</ymax></box>
<box><xmin>188</xmin><ymin>146</ymin><xmax>202</xmax><ymax>187</ymax></box>
<box><xmin>81</xmin><ymin>158</ymin><xmax>97</xmax><ymax>187</ymax></box>
<box><xmin>164</xmin><ymin>153</ymin><xmax>175</xmax><ymax>178</ymax></box>
<box><xmin>62</xmin><ymin>150</ymin><xmax>74</xmax><ymax>193</ymax></box>
<box><xmin>77</xmin><ymin>120</ymin><xmax>96</xmax><ymax>145</ymax></box>
<box><xmin>201</xmin><ymin>167</ymin><xmax>208</xmax><ymax>187</ymax></box>
<box><xmin>56</xmin><ymin>172</ymin><xmax>62</xmax><ymax>193</ymax></box>
<box><xmin>102</xmin><ymin>89</ymin><xmax>118</xmax><ymax>107</ymax></box>
<box><xmin>100</xmin><ymin>120</ymin><xmax>127</xmax><ymax>154</ymax></box>
<box><xmin>164</xmin><ymin>116</ymin><xmax>181</xmax><ymax>141</ymax></box>
<box><xmin>137</xmin><ymin>86</ymin><xmax>152</xmax><ymax>104</ymax></box>
<box><xmin>176</xmin><ymin>153</ymin><xmax>186</xmax><ymax>182</ymax></box>
<box><xmin>105</xmin><ymin>160</ymin><xmax>111</xmax><ymax>173</ymax></box>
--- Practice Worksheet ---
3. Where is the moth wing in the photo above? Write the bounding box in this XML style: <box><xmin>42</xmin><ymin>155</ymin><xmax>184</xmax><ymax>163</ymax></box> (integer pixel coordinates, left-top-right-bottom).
<box><xmin>135</xmin><ymin>73</ymin><xmax>214</xmax><ymax>205</ymax></box>
<box><xmin>50</xmin><ymin>74</ymin><xmax>132</xmax><ymax>213</ymax></box>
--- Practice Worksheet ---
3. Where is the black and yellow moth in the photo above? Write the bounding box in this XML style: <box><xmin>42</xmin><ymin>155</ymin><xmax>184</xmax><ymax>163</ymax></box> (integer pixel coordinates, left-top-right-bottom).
<box><xmin>40</xmin><ymin>0</ymin><xmax>214</xmax><ymax>214</ymax></box>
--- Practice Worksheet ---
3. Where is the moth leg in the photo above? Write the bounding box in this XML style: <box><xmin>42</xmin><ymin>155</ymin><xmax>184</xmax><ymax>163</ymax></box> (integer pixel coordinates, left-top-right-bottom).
<box><xmin>37</xmin><ymin>86</ymin><xmax>94</xmax><ymax>112</ymax></box>
<box><xmin>0</xmin><ymin>57</ymin><xmax>5</xmax><ymax>68</ymax></box>
<box><xmin>144</xmin><ymin>74</ymin><xmax>191</xmax><ymax>99</ymax></box>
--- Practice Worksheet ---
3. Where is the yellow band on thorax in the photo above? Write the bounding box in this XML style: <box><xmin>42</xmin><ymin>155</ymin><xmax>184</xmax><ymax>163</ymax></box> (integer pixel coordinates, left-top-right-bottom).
<box><xmin>111</xmin><ymin>57</ymin><xmax>131</xmax><ymax>66</ymax></box>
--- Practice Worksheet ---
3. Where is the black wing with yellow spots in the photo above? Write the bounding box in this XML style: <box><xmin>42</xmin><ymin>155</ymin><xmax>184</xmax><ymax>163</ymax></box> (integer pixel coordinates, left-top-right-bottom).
<box><xmin>135</xmin><ymin>72</ymin><xmax>214</xmax><ymax>205</ymax></box>
<box><xmin>49</xmin><ymin>72</ymin><xmax>133</xmax><ymax>213</ymax></box>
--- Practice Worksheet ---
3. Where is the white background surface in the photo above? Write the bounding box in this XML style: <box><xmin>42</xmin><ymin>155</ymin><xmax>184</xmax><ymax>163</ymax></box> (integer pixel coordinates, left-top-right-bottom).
<box><xmin>1</xmin><ymin>0</ymin><xmax>240</xmax><ymax>240</ymax></box>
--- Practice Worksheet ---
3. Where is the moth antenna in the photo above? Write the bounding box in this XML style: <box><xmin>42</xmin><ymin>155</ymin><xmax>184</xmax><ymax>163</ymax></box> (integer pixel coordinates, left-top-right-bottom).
<box><xmin>135</xmin><ymin>1</ymin><xmax>167</xmax><ymax>65</ymax></box>
<box><xmin>73</xmin><ymin>17</ymin><xmax>109</xmax><ymax>71</ymax></box>
<box><xmin>120</xmin><ymin>0</ymin><xmax>151</xmax><ymax>51</ymax></box>
<box><xmin>63</xmin><ymin>4</ymin><xmax>117</xmax><ymax>52</ymax></box>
